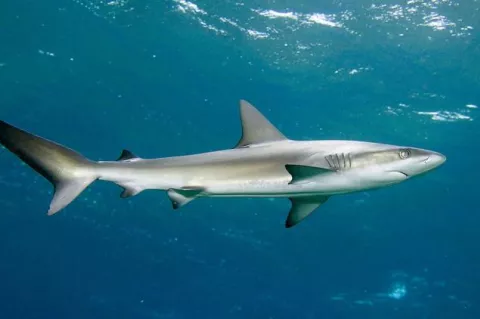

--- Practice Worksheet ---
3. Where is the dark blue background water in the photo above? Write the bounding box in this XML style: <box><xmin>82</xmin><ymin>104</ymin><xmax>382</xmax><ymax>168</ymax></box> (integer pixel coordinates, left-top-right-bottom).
<box><xmin>0</xmin><ymin>0</ymin><xmax>479</xmax><ymax>318</ymax></box>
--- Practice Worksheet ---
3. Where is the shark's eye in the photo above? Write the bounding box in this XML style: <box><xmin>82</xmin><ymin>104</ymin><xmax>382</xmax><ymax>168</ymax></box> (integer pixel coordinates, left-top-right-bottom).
<box><xmin>399</xmin><ymin>149</ymin><xmax>411</xmax><ymax>159</ymax></box>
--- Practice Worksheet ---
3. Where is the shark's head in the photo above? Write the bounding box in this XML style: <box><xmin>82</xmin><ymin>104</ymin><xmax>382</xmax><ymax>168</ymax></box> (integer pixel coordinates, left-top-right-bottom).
<box><xmin>384</xmin><ymin>147</ymin><xmax>446</xmax><ymax>178</ymax></box>
<box><xmin>349</xmin><ymin>145</ymin><xmax>446</xmax><ymax>186</ymax></box>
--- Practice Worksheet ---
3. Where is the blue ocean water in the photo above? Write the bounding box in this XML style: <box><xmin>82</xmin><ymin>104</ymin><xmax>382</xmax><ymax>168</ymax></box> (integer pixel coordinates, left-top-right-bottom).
<box><xmin>0</xmin><ymin>0</ymin><xmax>479</xmax><ymax>318</ymax></box>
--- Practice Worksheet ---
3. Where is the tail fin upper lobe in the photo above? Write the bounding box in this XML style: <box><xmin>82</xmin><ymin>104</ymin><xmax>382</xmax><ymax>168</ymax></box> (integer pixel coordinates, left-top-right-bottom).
<box><xmin>0</xmin><ymin>120</ymin><xmax>97</xmax><ymax>215</ymax></box>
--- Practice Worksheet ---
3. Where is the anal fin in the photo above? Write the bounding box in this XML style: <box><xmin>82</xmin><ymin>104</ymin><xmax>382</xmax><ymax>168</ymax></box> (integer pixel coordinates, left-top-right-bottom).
<box><xmin>120</xmin><ymin>186</ymin><xmax>142</xmax><ymax>198</ymax></box>
<box><xmin>286</xmin><ymin>196</ymin><xmax>330</xmax><ymax>228</ymax></box>
<box><xmin>167</xmin><ymin>187</ymin><xmax>204</xmax><ymax>209</ymax></box>
<box><xmin>117</xmin><ymin>182</ymin><xmax>143</xmax><ymax>198</ymax></box>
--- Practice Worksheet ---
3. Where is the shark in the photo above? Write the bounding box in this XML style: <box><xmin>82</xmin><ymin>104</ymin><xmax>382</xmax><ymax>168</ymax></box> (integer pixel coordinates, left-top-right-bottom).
<box><xmin>0</xmin><ymin>100</ymin><xmax>446</xmax><ymax>228</ymax></box>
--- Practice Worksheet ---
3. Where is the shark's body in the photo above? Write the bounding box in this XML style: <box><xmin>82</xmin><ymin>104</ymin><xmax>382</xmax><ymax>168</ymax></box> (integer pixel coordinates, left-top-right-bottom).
<box><xmin>0</xmin><ymin>100</ymin><xmax>446</xmax><ymax>227</ymax></box>
<box><xmin>100</xmin><ymin>140</ymin><xmax>404</xmax><ymax>198</ymax></box>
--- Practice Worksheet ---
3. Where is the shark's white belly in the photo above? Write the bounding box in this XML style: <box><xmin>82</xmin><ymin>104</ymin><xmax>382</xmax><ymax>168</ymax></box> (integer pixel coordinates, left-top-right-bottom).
<box><xmin>202</xmin><ymin>170</ymin><xmax>384</xmax><ymax>198</ymax></box>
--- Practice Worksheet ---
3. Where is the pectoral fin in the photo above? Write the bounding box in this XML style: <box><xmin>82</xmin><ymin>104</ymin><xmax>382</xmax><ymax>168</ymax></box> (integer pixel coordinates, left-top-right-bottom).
<box><xmin>286</xmin><ymin>196</ymin><xmax>330</xmax><ymax>228</ymax></box>
<box><xmin>285</xmin><ymin>164</ymin><xmax>333</xmax><ymax>184</ymax></box>
<box><xmin>167</xmin><ymin>187</ymin><xmax>204</xmax><ymax>209</ymax></box>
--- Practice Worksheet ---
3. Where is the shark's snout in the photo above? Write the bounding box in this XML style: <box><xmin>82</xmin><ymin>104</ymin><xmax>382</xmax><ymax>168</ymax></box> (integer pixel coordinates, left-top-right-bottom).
<box><xmin>395</xmin><ymin>149</ymin><xmax>446</xmax><ymax>178</ymax></box>
<box><xmin>425</xmin><ymin>152</ymin><xmax>446</xmax><ymax>168</ymax></box>
<box><xmin>412</xmin><ymin>151</ymin><xmax>446</xmax><ymax>176</ymax></box>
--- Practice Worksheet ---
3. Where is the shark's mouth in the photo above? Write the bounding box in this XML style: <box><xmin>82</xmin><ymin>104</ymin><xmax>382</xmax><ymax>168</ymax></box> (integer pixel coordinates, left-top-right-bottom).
<box><xmin>397</xmin><ymin>171</ymin><xmax>409</xmax><ymax>177</ymax></box>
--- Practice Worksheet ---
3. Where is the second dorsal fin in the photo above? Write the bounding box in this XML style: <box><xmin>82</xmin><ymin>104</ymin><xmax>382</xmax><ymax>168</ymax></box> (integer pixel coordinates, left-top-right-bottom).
<box><xmin>235</xmin><ymin>100</ymin><xmax>287</xmax><ymax>148</ymax></box>
<box><xmin>117</xmin><ymin>149</ymin><xmax>139</xmax><ymax>161</ymax></box>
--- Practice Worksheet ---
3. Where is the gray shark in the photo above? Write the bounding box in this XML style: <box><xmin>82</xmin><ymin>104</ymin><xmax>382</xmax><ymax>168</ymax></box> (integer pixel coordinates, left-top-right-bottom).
<box><xmin>0</xmin><ymin>100</ymin><xmax>445</xmax><ymax>227</ymax></box>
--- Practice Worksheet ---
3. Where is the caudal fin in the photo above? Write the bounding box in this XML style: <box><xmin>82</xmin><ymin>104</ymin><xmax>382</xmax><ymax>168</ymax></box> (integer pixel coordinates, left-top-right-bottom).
<box><xmin>0</xmin><ymin>120</ymin><xmax>98</xmax><ymax>215</ymax></box>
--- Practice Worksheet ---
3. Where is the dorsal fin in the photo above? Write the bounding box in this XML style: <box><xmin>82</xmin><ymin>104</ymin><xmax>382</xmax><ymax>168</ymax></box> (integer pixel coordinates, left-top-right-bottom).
<box><xmin>235</xmin><ymin>100</ymin><xmax>287</xmax><ymax>148</ymax></box>
<box><xmin>117</xmin><ymin>149</ymin><xmax>138</xmax><ymax>161</ymax></box>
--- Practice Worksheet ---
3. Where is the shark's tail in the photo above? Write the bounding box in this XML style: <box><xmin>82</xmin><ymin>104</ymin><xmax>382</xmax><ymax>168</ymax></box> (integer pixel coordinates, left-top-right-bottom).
<box><xmin>0</xmin><ymin>120</ymin><xmax>98</xmax><ymax>215</ymax></box>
